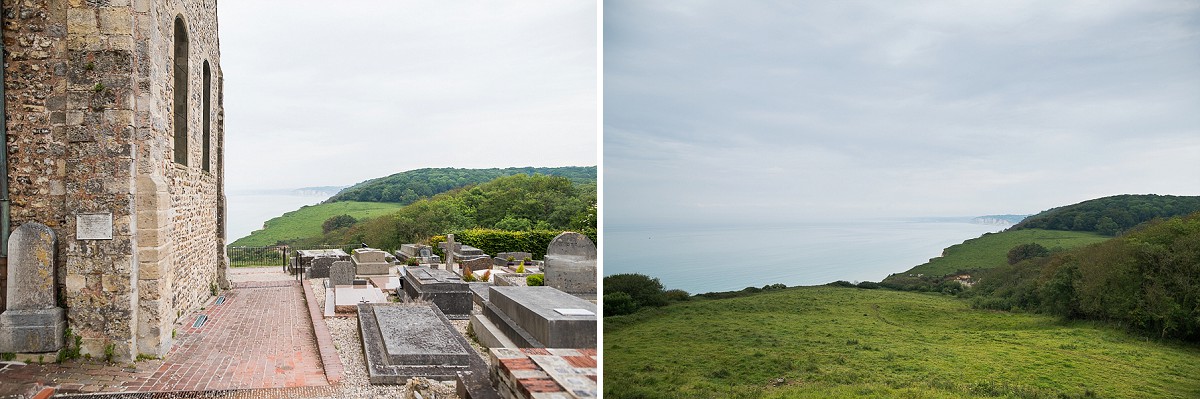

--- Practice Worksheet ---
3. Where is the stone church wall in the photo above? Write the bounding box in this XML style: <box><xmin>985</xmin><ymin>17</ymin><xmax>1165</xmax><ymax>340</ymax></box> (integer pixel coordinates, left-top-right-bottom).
<box><xmin>1</xmin><ymin>0</ymin><xmax>224</xmax><ymax>361</ymax></box>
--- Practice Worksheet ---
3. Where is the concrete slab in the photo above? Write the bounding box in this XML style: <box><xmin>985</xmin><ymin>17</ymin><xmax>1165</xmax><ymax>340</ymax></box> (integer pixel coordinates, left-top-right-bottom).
<box><xmin>333</xmin><ymin>285</ymin><xmax>388</xmax><ymax>313</ymax></box>
<box><xmin>469</xmin><ymin>313</ymin><xmax>517</xmax><ymax>349</ymax></box>
<box><xmin>489</xmin><ymin>286</ymin><xmax>596</xmax><ymax>348</ymax></box>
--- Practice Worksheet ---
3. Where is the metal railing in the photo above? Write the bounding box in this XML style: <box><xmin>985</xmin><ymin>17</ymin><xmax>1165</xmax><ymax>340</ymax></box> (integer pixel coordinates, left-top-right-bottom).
<box><xmin>227</xmin><ymin>245</ymin><xmax>288</xmax><ymax>267</ymax></box>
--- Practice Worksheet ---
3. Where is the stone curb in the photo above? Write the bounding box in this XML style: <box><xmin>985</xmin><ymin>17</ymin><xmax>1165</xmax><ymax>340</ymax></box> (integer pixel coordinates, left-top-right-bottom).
<box><xmin>301</xmin><ymin>280</ymin><xmax>344</xmax><ymax>385</ymax></box>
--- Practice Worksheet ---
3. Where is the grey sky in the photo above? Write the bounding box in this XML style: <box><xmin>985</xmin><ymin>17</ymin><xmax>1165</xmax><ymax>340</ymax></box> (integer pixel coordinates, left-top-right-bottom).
<box><xmin>605</xmin><ymin>0</ymin><xmax>1200</xmax><ymax>225</ymax></box>
<box><xmin>218</xmin><ymin>1</ymin><xmax>597</xmax><ymax>192</ymax></box>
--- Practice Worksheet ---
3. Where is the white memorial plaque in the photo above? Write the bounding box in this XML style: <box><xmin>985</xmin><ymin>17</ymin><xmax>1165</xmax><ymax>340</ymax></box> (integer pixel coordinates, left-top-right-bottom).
<box><xmin>76</xmin><ymin>213</ymin><xmax>114</xmax><ymax>240</ymax></box>
<box><xmin>554</xmin><ymin>308</ymin><xmax>595</xmax><ymax>316</ymax></box>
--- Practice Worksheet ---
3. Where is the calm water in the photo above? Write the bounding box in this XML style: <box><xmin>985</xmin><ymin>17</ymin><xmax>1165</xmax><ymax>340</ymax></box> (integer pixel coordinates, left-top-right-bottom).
<box><xmin>604</xmin><ymin>220</ymin><xmax>1004</xmax><ymax>294</ymax></box>
<box><xmin>226</xmin><ymin>192</ymin><xmax>332</xmax><ymax>244</ymax></box>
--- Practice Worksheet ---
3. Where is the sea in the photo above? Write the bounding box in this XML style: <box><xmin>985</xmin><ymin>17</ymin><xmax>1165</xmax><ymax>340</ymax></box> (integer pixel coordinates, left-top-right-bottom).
<box><xmin>226</xmin><ymin>190</ymin><xmax>338</xmax><ymax>244</ymax></box>
<box><xmin>603</xmin><ymin>219</ymin><xmax>1007</xmax><ymax>294</ymax></box>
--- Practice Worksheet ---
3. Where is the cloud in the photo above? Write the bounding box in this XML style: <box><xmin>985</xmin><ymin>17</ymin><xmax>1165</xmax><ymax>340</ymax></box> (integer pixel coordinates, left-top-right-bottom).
<box><xmin>605</xmin><ymin>0</ymin><xmax>1200</xmax><ymax>224</ymax></box>
<box><xmin>220</xmin><ymin>1</ymin><xmax>597</xmax><ymax>191</ymax></box>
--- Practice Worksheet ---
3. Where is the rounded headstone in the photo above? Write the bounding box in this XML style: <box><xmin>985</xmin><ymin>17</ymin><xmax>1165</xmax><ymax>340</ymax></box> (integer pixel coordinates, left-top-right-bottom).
<box><xmin>6</xmin><ymin>222</ymin><xmax>58</xmax><ymax>311</ymax></box>
<box><xmin>546</xmin><ymin>232</ymin><xmax>596</xmax><ymax>259</ymax></box>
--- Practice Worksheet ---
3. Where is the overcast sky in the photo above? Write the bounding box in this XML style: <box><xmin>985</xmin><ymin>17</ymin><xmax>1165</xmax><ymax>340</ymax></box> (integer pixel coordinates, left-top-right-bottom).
<box><xmin>604</xmin><ymin>0</ymin><xmax>1200</xmax><ymax>225</ymax></box>
<box><xmin>218</xmin><ymin>1</ymin><xmax>597</xmax><ymax>192</ymax></box>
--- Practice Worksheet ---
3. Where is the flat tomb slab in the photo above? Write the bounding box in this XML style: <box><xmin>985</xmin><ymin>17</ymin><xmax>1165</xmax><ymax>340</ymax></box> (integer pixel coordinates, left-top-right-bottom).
<box><xmin>333</xmin><ymin>285</ymin><xmax>388</xmax><ymax>313</ymax></box>
<box><xmin>404</xmin><ymin>266</ymin><xmax>467</xmax><ymax>292</ymax></box>
<box><xmin>489</xmin><ymin>286</ymin><xmax>597</xmax><ymax>348</ymax></box>
<box><xmin>368</xmin><ymin>276</ymin><xmax>400</xmax><ymax>291</ymax></box>
<box><xmin>357</xmin><ymin>303</ymin><xmax>494</xmax><ymax>387</ymax></box>
<box><xmin>373</xmin><ymin>305</ymin><xmax>470</xmax><ymax>366</ymax></box>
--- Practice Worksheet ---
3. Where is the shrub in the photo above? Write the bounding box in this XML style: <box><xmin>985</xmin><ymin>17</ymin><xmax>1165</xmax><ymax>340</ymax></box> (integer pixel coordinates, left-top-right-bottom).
<box><xmin>604</xmin><ymin>292</ymin><xmax>638</xmax><ymax>316</ymax></box>
<box><xmin>856</xmin><ymin>281</ymin><xmax>881</xmax><ymax>289</ymax></box>
<box><xmin>604</xmin><ymin>273</ymin><xmax>667</xmax><ymax>307</ymax></box>
<box><xmin>406</xmin><ymin>257</ymin><xmax>419</xmax><ymax>266</ymax></box>
<box><xmin>103</xmin><ymin>343</ymin><xmax>116</xmax><ymax>363</ymax></box>
<box><xmin>516</xmin><ymin>264</ymin><xmax>526</xmax><ymax>273</ymax></box>
<box><xmin>463</xmin><ymin>272</ymin><xmax>477</xmax><ymax>282</ymax></box>
<box><xmin>825</xmin><ymin>280</ymin><xmax>856</xmax><ymax>288</ymax></box>
<box><xmin>664</xmin><ymin>289</ymin><xmax>691</xmax><ymax>302</ymax></box>
<box><xmin>526</xmin><ymin>273</ymin><xmax>544</xmax><ymax>286</ymax></box>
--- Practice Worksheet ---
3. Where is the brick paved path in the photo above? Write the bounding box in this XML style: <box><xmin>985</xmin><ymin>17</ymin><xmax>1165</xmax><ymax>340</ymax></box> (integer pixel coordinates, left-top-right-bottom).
<box><xmin>0</xmin><ymin>279</ymin><xmax>329</xmax><ymax>396</ymax></box>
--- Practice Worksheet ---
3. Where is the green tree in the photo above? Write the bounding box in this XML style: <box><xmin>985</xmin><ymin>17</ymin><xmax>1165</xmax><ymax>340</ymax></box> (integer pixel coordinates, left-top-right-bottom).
<box><xmin>1095</xmin><ymin>216</ymin><xmax>1120</xmax><ymax>236</ymax></box>
<box><xmin>1007</xmin><ymin>242</ymin><xmax>1050</xmax><ymax>265</ymax></box>
<box><xmin>321</xmin><ymin>214</ymin><xmax>357</xmax><ymax>234</ymax></box>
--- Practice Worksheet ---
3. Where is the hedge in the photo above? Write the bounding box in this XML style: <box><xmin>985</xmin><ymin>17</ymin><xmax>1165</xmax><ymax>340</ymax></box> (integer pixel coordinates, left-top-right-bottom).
<box><xmin>429</xmin><ymin>228</ymin><xmax>596</xmax><ymax>260</ymax></box>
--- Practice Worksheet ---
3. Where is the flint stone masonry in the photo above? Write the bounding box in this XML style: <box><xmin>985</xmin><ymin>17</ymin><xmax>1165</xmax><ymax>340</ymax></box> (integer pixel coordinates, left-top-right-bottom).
<box><xmin>352</xmin><ymin>248</ymin><xmax>391</xmax><ymax>275</ymax></box>
<box><xmin>3</xmin><ymin>0</ymin><xmax>227</xmax><ymax>361</ymax></box>
<box><xmin>330</xmin><ymin>261</ymin><xmax>355</xmax><ymax>286</ymax></box>
<box><xmin>0</xmin><ymin>223</ymin><xmax>66</xmax><ymax>353</ymax></box>
<box><xmin>402</xmin><ymin>266</ymin><xmax>471</xmax><ymax>319</ymax></box>
<box><xmin>543</xmin><ymin>232</ymin><xmax>597</xmax><ymax>297</ymax></box>
<box><xmin>479</xmin><ymin>286</ymin><xmax>597</xmax><ymax>349</ymax></box>
<box><xmin>357</xmin><ymin>302</ymin><xmax>494</xmax><ymax>390</ymax></box>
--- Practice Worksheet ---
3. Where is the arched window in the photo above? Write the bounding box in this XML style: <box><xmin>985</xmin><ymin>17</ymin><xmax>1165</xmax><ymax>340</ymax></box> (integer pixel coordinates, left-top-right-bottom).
<box><xmin>173</xmin><ymin>17</ymin><xmax>189</xmax><ymax>166</ymax></box>
<box><xmin>202</xmin><ymin>60</ymin><xmax>211</xmax><ymax>172</ymax></box>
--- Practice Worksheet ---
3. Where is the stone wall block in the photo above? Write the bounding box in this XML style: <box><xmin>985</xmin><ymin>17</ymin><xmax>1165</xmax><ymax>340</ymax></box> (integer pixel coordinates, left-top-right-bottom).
<box><xmin>66</xmin><ymin>8</ymin><xmax>98</xmax><ymax>35</ymax></box>
<box><xmin>99</xmin><ymin>8</ymin><xmax>132</xmax><ymax>35</ymax></box>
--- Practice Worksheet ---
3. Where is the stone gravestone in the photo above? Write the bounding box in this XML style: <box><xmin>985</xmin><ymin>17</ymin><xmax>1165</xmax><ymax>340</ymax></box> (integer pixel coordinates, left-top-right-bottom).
<box><xmin>308</xmin><ymin>256</ymin><xmax>336</xmax><ymax>279</ymax></box>
<box><xmin>0</xmin><ymin>222</ymin><xmax>66</xmax><ymax>353</ymax></box>
<box><xmin>543</xmin><ymin>232</ymin><xmax>597</xmax><ymax>297</ymax></box>
<box><xmin>443</xmin><ymin>234</ymin><xmax>456</xmax><ymax>270</ymax></box>
<box><xmin>330</xmin><ymin>261</ymin><xmax>355</xmax><ymax>286</ymax></box>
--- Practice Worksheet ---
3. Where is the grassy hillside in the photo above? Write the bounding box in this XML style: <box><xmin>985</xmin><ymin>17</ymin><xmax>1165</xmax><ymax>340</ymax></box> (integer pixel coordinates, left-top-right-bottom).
<box><xmin>605</xmin><ymin>286</ymin><xmax>1200</xmax><ymax>398</ymax></box>
<box><xmin>230</xmin><ymin>201</ymin><xmax>404</xmax><ymax>247</ymax></box>
<box><xmin>326</xmin><ymin>166</ymin><xmax>596</xmax><ymax>204</ymax></box>
<box><xmin>890</xmin><ymin>229</ymin><xmax>1109</xmax><ymax>278</ymax></box>
<box><xmin>313</xmin><ymin>174</ymin><xmax>596</xmax><ymax>250</ymax></box>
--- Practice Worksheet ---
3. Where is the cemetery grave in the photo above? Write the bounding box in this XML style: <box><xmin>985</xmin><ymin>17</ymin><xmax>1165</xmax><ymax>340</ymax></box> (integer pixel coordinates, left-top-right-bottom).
<box><xmin>293</xmin><ymin>248</ymin><xmax>351</xmax><ymax>278</ymax></box>
<box><xmin>356</xmin><ymin>302</ymin><xmax>495</xmax><ymax>398</ymax></box>
<box><xmin>401</xmin><ymin>266</ymin><xmax>473</xmax><ymax>319</ymax></box>
<box><xmin>351</xmin><ymin>248</ymin><xmax>393</xmax><ymax>276</ymax></box>
<box><xmin>471</xmin><ymin>286</ymin><xmax>597</xmax><ymax>349</ymax></box>
<box><xmin>490</xmin><ymin>347</ymin><xmax>597</xmax><ymax>399</ymax></box>
<box><xmin>543</xmin><ymin>232</ymin><xmax>597</xmax><ymax>300</ymax></box>
<box><xmin>0</xmin><ymin>223</ymin><xmax>66</xmax><ymax>355</ymax></box>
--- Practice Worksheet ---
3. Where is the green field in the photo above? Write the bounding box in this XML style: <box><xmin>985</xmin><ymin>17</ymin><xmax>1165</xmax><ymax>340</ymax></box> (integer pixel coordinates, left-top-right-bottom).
<box><xmin>893</xmin><ymin>229</ymin><xmax>1109</xmax><ymax>278</ymax></box>
<box><xmin>605</xmin><ymin>286</ymin><xmax>1200</xmax><ymax>398</ymax></box>
<box><xmin>230</xmin><ymin>201</ymin><xmax>404</xmax><ymax>247</ymax></box>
